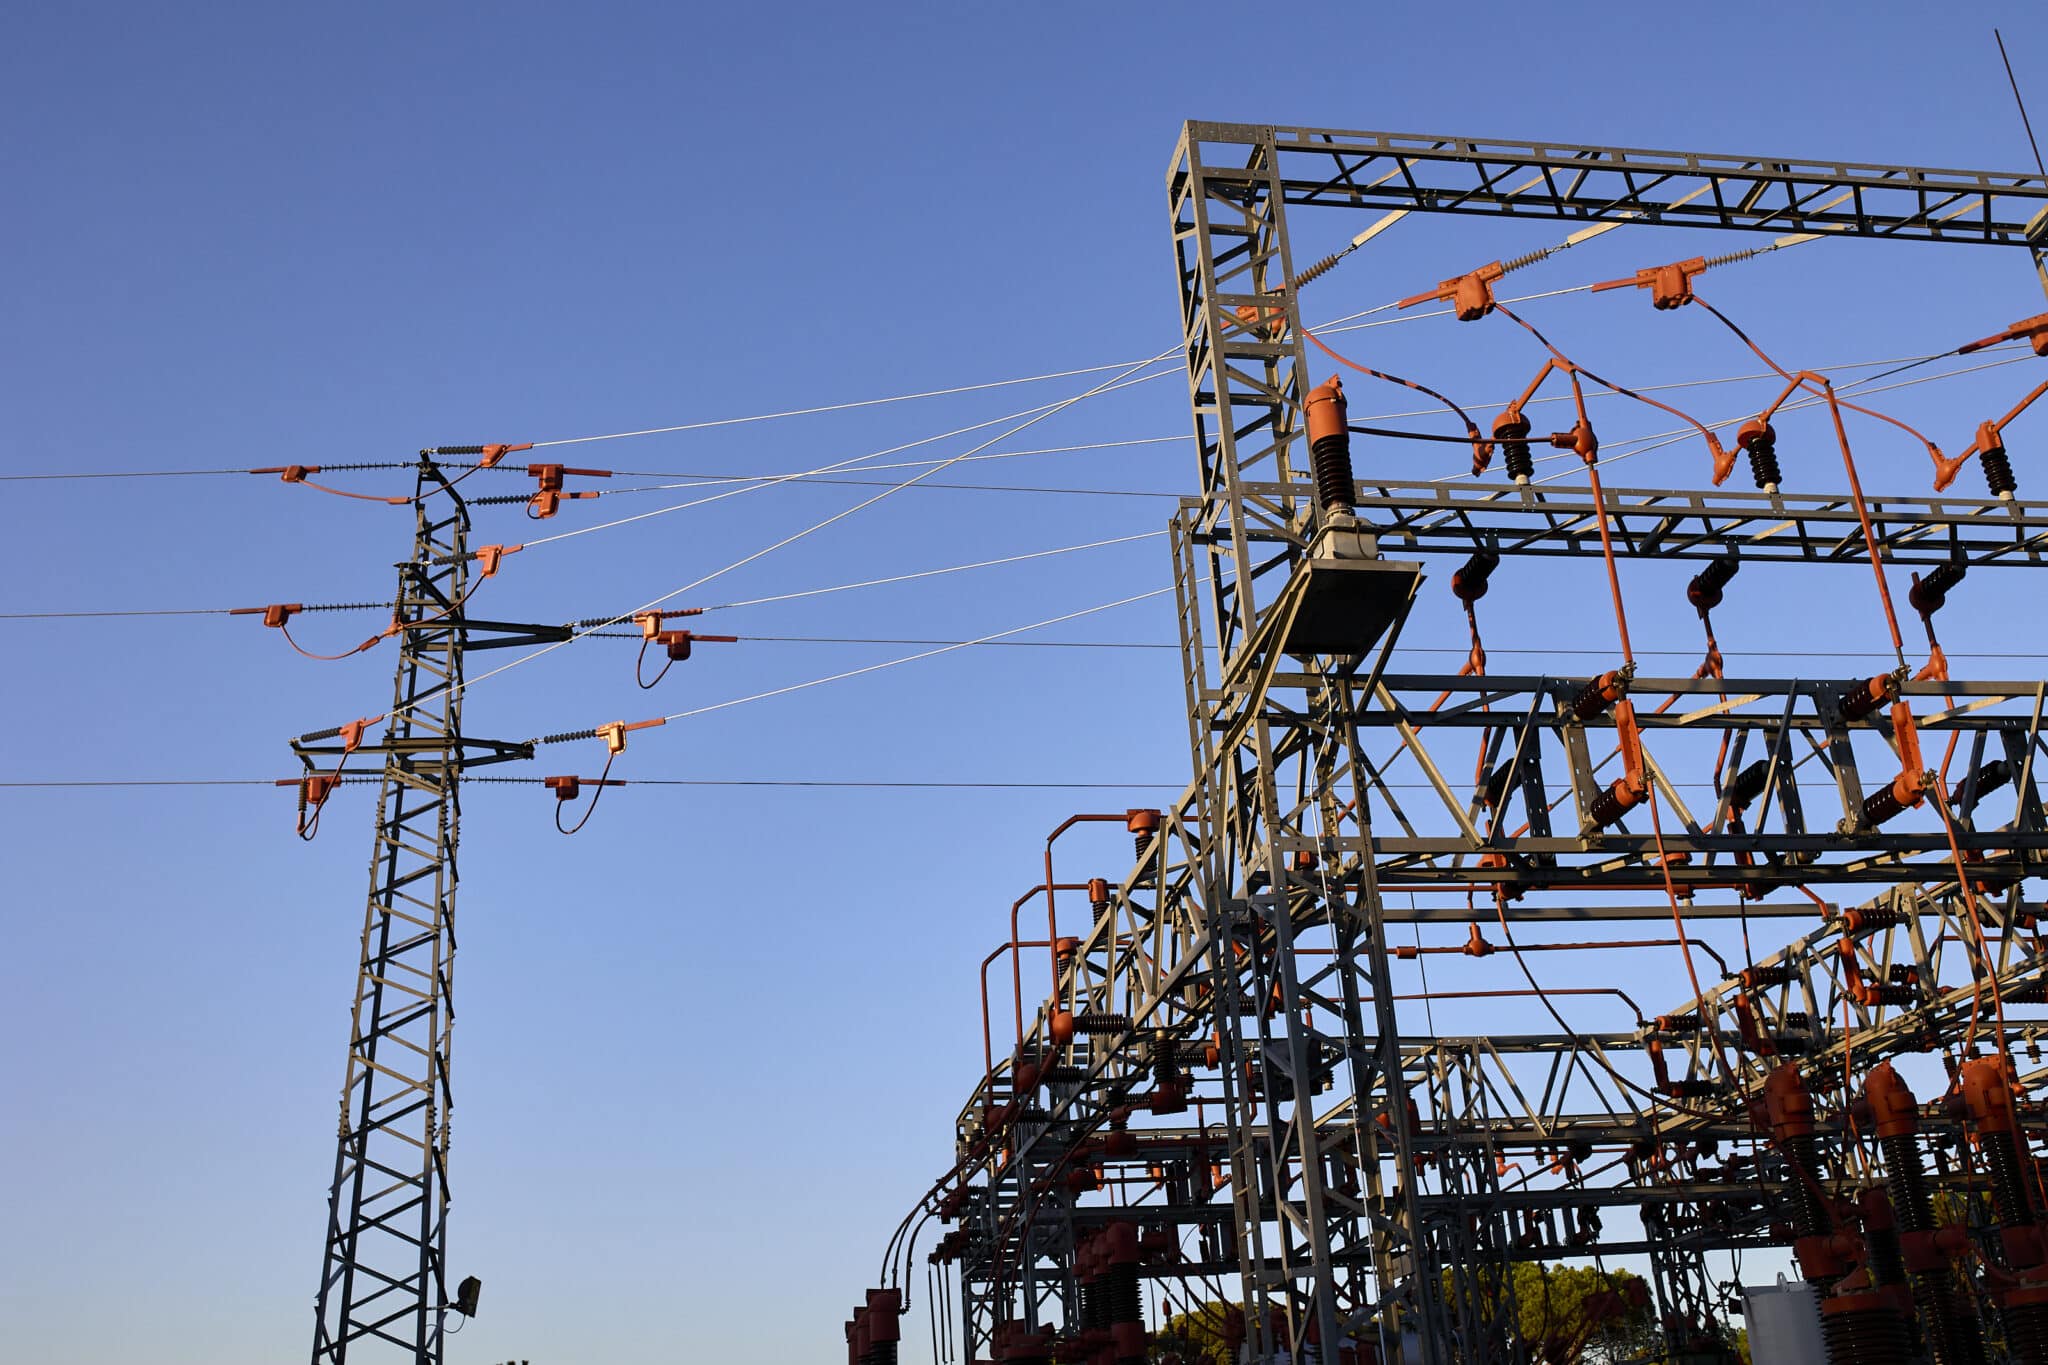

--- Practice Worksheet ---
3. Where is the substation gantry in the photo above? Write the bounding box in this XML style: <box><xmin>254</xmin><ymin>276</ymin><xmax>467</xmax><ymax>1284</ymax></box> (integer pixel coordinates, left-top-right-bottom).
<box><xmin>852</xmin><ymin>126</ymin><xmax>2048</xmax><ymax>1365</ymax></box>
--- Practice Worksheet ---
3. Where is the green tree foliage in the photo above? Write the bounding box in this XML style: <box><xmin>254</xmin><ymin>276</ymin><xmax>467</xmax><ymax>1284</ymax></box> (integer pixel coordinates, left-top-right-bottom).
<box><xmin>1148</xmin><ymin>1268</ymin><xmax>1684</xmax><ymax>1364</ymax></box>
<box><xmin>1442</xmin><ymin>1263</ymin><xmax>1655</xmax><ymax>1364</ymax></box>
<box><xmin>1150</xmin><ymin>1301</ymin><xmax>1237</xmax><ymax>1365</ymax></box>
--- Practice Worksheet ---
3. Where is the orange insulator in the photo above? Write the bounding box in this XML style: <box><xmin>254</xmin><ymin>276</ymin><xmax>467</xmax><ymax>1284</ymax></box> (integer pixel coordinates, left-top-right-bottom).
<box><xmin>1865</xmin><ymin>1062</ymin><xmax>1920</xmax><ymax>1140</ymax></box>
<box><xmin>1304</xmin><ymin>376</ymin><xmax>1355</xmax><ymax>515</ymax></box>
<box><xmin>1048</xmin><ymin>1009</ymin><xmax>1076</xmax><ymax>1047</ymax></box>
<box><xmin>1305</xmin><ymin>376</ymin><xmax>1348</xmax><ymax>447</ymax></box>
<box><xmin>1962</xmin><ymin>1055</ymin><xmax>2020</xmax><ymax>1137</ymax></box>
<box><xmin>1764</xmin><ymin>1063</ymin><xmax>1815</xmax><ymax>1141</ymax></box>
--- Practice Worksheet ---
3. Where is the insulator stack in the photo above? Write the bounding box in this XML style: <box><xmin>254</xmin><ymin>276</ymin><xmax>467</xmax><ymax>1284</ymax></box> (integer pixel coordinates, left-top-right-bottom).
<box><xmin>1493</xmin><ymin>412</ymin><xmax>1534</xmax><ymax>481</ymax></box>
<box><xmin>1876</xmin><ymin>1111</ymin><xmax>1984</xmax><ymax>1365</ymax></box>
<box><xmin>1986</xmin><ymin>1131</ymin><xmax>2033</xmax><ymax>1228</ymax></box>
<box><xmin>1838</xmin><ymin>673</ymin><xmax>1900</xmax><ymax>723</ymax></box>
<box><xmin>2004</xmin><ymin>1293</ymin><xmax>2048</xmax><ymax>1365</ymax></box>
<box><xmin>854</xmin><ymin>1289</ymin><xmax>901</xmax><ymax>1365</ymax></box>
<box><xmin>1075</xmin><ymin>1012</ymin><xmax>1132</xmax><ymax>1035</ymax></box>
<box><xmin>1964</xmin><ymin>758</ymin><xmax>2014</xmax><ymax>808</ymax></box>
<box><xmin>1982</xmin><ymin>445</ymin><xmax>2019</xmax><ymax>498</ymax></box>
<box><xmin>1728</xmin><ymin>759</ymin><xmax>1772</xmax><ymax>812</ymax></box>
<box><xmin>1739</xmin><ymin>419</ymin><xmax>1782</xmax><ymax>491</ymax></box>
<box><xmin>1286</xmin><ymin>252</ymin><xmax>1344</xmax><ymax>292</ymax></box>
<box><xmin>1451</xmin><ymin>550</ymin><xmax>1500</xmax><ymax>603</ymax></box>
<box><xmin>1866</xmin><ymin>1222</ymin><xmax>1907</xmax><ymax>1290</ymax></box>
<box><xmin>1687</xmin><ymin>554</ymin><xmax>1739</xmax><ymax>613</ymax></box>
<box><xmin>1819</xmin><ymin>1295</ymin><xmax>1911</xmax><ymax>1365</ymax></box>
<box><xmin>1781</xmin><ymin>1130</ymin><xmax>1830</xmax><ymax>1237</ymax></box>
<box><xmin>1862</xmin><ymin>779</ymin><xmax>1913</xmax><ymax>828</ymax></box>
<box><xmin>1587</xmin><ymin>782</ymin><xmax>1638</xmax><ymax>829</ymax></box>
<box><xmin>1568</xmin><ymin>668</ymin><xmax>1632</xmax><ymax>721</ymax></box>
<box><xmin>1128</xmin><ymin>808</ymin><xmax>1162</xmax><ymax>874</ymax></box>
<box><xmin>1909</xmin><ymin>561</ymin><xmax>1967</xmax><ymax>616</ymax></box>
<box><xmin>1304</xmin><ymin>377</ymin><xmax>1355</xmax><ymax>516</ymax></box>
<box><xmin>1963</xmin><ymin>1057</ymin><xmax>2034</xmax><ymax>1224</ymax></box>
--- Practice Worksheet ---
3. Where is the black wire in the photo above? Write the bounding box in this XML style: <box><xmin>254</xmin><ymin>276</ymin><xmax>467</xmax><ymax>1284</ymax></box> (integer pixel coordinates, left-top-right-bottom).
<box><xmin>1348</xmin><ymin>424</ymin><xmax>1493</xmax><ymax>447</ymax></box>
<box><xmin>4</xmin><ymin>602</ymin><xmax>385</xmax><ymax>620</ymax></box>
<box><xmin>0</xmin><ymin>468</ymin><xmax>247</xmax><ymax>480</ymax></box>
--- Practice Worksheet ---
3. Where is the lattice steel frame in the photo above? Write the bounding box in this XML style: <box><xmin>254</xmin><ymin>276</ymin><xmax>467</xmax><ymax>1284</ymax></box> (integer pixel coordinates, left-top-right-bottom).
<box><xmin>1163</xmin><ymin>121</ymin><xmax>2048</xmax><ymax>1364</ymax></box>
<box><xmin>297</xmin><ymin>456</ymin><xmax>534</xmax><ymax>1365</ymax></box>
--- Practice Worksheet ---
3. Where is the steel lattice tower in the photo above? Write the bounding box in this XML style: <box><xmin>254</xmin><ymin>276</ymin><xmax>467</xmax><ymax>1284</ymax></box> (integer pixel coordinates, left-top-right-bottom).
<box><xmin>297</xmin><ymin>454</ymin><xmax>537</xmax><ymax>1365</ymax></box>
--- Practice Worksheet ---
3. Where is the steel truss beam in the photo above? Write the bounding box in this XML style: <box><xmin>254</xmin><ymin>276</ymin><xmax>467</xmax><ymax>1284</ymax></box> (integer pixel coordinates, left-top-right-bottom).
<box><xmin>1185</xmin><ymin>122</ymin><xmax>2048</xmax><ymax>246</ymax></box>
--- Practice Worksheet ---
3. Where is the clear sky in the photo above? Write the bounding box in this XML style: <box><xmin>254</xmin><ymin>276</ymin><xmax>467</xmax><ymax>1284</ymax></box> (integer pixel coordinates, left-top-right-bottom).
<box><xmin>6</xmin><ymin>2</ymin><xmax>2048</xmax><ymax>1361</ymax></box>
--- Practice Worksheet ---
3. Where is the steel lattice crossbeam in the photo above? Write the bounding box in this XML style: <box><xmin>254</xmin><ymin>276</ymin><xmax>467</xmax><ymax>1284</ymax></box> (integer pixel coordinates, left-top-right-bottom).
<box><xmin>1187</xmin><ymin>122</ymin><xmax>2048</xmax><ymax>245</ymax></box>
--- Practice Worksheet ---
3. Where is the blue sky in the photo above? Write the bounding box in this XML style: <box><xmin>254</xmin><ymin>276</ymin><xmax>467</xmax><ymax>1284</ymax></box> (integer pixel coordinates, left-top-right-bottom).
<box><xmin>7</xmin><ymin>2</ymin><xmax>2048</xmax><ymax>1361</ymax></box>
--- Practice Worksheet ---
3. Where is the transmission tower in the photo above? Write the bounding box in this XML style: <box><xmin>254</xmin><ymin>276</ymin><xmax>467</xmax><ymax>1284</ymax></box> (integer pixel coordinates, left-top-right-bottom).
<box><xmin>294</xmin><ymin>453</ymin><xmax>545</xmax><ymax>1365</ymax></box>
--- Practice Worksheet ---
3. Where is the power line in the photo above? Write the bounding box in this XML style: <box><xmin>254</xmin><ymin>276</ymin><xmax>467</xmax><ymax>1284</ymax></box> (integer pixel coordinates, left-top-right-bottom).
<box><xmin>5</xmin><ymin>339</ymin><xmax>2016</xmax><ymax>487</ymax></box>
<box><xmin>651</xmin><ymin>586</ymin><xmax>1180</xmax><ymax>725</ymax></box>
<box><xmin>0</xmin><ymin>777</ymin><xmax>1183</xmax><ymax>791</ymax></box>
<box><xmin>527</xmin><ymin>356</ymin><xmax>1183</xmax><ymax>448</ymax></box>
<box><xmin>436</xmin><ymin>360</ymin><xmax>1178</xmax><ymax>717</ymax></box>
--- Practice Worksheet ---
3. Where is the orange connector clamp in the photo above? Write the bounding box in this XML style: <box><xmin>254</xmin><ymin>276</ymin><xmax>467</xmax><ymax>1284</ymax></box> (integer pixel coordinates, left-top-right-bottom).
<box><xmin>472</xmin><ymin>543</ymin><xmax>523</xmax><ymax>577</ymax></box>
<box><xmin>594</xmin><ymin>716</ymin><xmax>666</xmax><ymax>754</ymax></box>
<box><xmin>249</xmin><ymin>466</ymin><xmax>408</xmax><ymax>505</ymax></box>
<box><xmin>1591</xmin><ymin>257</ymin><xmax>1708</xmax><ymax>310</ymax></box>
<box><xmin>543</xmin><ymin>775</ymin><xmax>627</xmax><ymax>801</ymax></box>
<box><xmin>232</xmin><ymin>603</ymin><xmax>304</xmax><ymax>628</ymax></box>
<box><xmin>1957</xmin><ymin>311</ymin><xmax>2048</xmax><ymax>356</ymax></box>
<box><xmin>1397</xmin><ymin>261</ymin><xmax>1504</xmax><ymax>322</ymax></box>
<box><xmin>525</xmin><ymin>463</ymin><xmax>613</xmax><ymax>519</ymax></box>
<box><xmin>632</xmin><ymin>607</ymin><xmax>706</xmax><ymax>639</ymax></box>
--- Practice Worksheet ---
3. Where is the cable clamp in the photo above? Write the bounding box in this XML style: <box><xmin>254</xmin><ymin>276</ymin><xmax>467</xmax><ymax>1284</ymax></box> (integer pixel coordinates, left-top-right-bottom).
<box><xmin>1547</xmin><ymin>420</ymin><xmax>1598</xmax><ymax>464</ymax></box>
<box><xmin>655</xmin><ymin>629</ymin><xmax>737</xmax><ymax>661</ymax></box>
<box><xmin>231</xmin><ymin>603</ymin><xmax>305</xmax><ymax>628</ymax></box>
<box><xmin>632</xmin><ymin>607</ymin><xmax>705</xmax><ymax>639</ymax></box>
<box><xmin>478</xmin><ymin>442</ymin><xmax>534</xmax><ymax>468</ymax></box>
<box><xmin>524</xmin><ymin>463</ymin><xmax>613</xmax><ymax>519</ymax></box>
<box><xmin>543</xmin><ymin>775</ymin><xmax>627</xmax><ymax>802</ymax></box>
<box><xmin>1591</xmin><ymin>256</ymin><xmax>1708</xmax><ymax>310</ymax></box>
<box><xmin>1958</xmin><ymin>311</ymin><xmax>2048</xmax><ymax>356</ymax></box>
<box><xmin>472</xmin><ymin>543</ymin><xmax>523</xmax><ymax>577</ymax></box>
<box><xmin>1396</xmin><ymin>260</ymin><xmax>1503</xmax><ymax>321</ymax></box>
<box><xmin>594</xmin><ymin>716</ymin><xmax>665</xmax><ymax>754</ymax></box>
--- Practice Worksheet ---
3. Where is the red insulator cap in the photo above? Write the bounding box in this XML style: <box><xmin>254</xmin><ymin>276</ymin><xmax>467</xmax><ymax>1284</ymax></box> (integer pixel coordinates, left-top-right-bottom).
<box><xmin>1305</xmin><ymin>376</ymin><xmax>1348</xmax><ymax>447</ymax></box>
<box><xmin>1763</xmin><ymin>1063</ymin><xmax>1815</xmax><ymax>1141</ymax></box>
<box><xmin>866</xmin><ymin>1289</ymin><xmax>901</xmax><ymax>1342</ymax></box>
<box><xmin>1962</xmin><ymin>1055</ymin><xmax>2020</xmax><ymax>1136</ymax></box>
<box><xmin>1865</xmin><ymin>1061</ymin><xmax>1920</xmax><ymax>1140</ymax></box>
